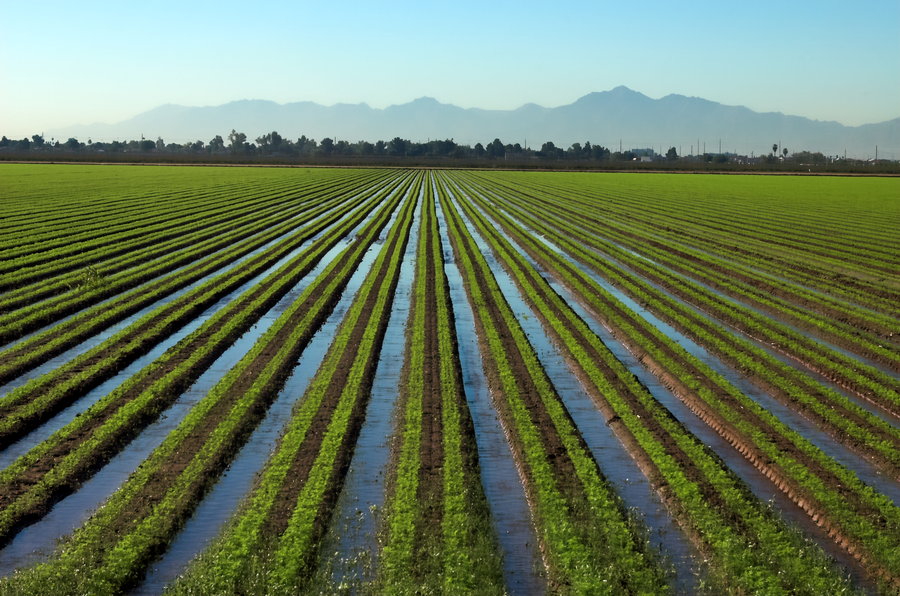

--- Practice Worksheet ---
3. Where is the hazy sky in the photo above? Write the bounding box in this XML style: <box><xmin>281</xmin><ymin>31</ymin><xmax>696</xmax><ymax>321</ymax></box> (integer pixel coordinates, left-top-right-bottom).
<box><xmin>2</xmin><ymin>0</ymin><xmax>898</xmax><ymax>138</ymax></box>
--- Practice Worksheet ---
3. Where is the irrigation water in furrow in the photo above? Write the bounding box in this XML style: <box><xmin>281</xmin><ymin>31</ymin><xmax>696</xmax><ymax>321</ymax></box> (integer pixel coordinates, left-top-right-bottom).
<box><xmin>133</xmin><ymin>193</ymin><xmax>412</xmax><ymax>595</ymax></box>
<box><xmin>476</xmin><ymin>203</ymin><xmax>875</xmax><ymax>589</ymax></box>
<box><xmin>0</xmin><ymin>177</ymin><xmax>391</xmax><ymax>364</ymax></box>
<box><xmin>490</xmin><ymin>203</ymin><xmax>898</xmax><ymax>499</ymax></box>
<box><xmin>433</xmin><ymin>196</ymin><xmax>545</xmax><ymax>595</ymax></box>
<box><xmin>568</xmin><ymin>233</ymin><xmax>900</xmax><ymax>422</ymax></box>
<box><xmin>0</xmin><ymin>191</ymin><xmax>407</xmax><ymax>578</ymax></box>
<box><xmin>0</xmin><ymin>199</ymin><xmax>355</xmax><ymax>396</ymax></box>
<box><xmin>316</xmin><ymin>187</ymin><xmax>422</xmax><ymax>591</ymax></box>
<box><xmin>567</xmin><ymin>214</ymin><xmax>897</xmax><ymax>379</ymax></box>
<box><xmin>0</xmin><ymin>200</ymin><xmax>364</xmax><ymax>469</ymax></box>
<box><xmin>458</xmin><ymin>196</ymin><xmax>703</xmax><ymax>591</ymax></box>
<box><xmin>453</xmin><ymin>195</ymin><xmax>702</xmax><ymax>592</ymax></box>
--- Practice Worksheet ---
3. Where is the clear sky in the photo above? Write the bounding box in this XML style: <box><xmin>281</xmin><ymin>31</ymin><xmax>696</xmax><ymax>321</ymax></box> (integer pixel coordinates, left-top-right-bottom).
<box><xmin>2</xmin><ymin>0</ymin><xmax>898</xmax><ymax>139</ymax></box>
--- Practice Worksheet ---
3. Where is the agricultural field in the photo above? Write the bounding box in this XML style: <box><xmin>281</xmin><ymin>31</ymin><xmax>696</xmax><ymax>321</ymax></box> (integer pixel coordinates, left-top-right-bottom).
<box><xmin>0</xmin><ymin>163</ymin><xmax>897</xmax><ymax>594</ymax></box>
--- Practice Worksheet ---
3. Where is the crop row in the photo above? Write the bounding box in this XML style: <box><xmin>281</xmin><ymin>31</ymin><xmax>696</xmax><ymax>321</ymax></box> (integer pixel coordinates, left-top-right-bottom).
<box><xmin>0</xmin><ymin>170</ymin><xmax>386</xmax><ymax>309</ymax></box>
<box><xmin>167</xmin><ymin>174</ymin><xmax>422</xmax><ymax>595</ymax></box>
<box><xmin>463</xmin><ymin>175</ymin><xmax>900</xmax><ymax>427</ymax></box>
<box><xmin>477</xmin><ymin>172</ymin><xmax>899</xmax><ymax>312</ymax></box>
<box><xmin>0</xmin><ymin>170</ymin><xmax>392</xmax><ymax>333</ymax></box>
<box><xmin>445</xmin><ymin>173</ymin><xmax>899</xmax><ymax>587</ymax></box>
<box><xmin>0</xmin><ymin>171</ymin><xmax>418</xmax><ymax>595</ymax></box>
<box><xmin>0</xmin><ymin>166</ymin><xmax>895</xmax><ymax>594</ymax></box>
<box><xmin>436</xmin><ymin>175</ymin><xmax>674</xmax><ymax>593</ymax></box>
<box><xmin>378</xmin><ymin>178</ymin><xmax>504</xmax><ymax>593</ymax></box>
<box><xmin>0</xmin><ymin>174</ymin><xmax>408</xmax><ymax>449</ymax></box>
<box><xmin>0</xmin><ymin>171</ymin><xmax>397</xmax><ymax>387</ymax></box>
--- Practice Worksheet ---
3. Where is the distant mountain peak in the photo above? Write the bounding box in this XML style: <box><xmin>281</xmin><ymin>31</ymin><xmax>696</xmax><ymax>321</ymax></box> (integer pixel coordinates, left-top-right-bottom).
<box><xmin>48</xmin><ymin>87</ymin><xmax>898</xmax><ymax>158</ymax></box>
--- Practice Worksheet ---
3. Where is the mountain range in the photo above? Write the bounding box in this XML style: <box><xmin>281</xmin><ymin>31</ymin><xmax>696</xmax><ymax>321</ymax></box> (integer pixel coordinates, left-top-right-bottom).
<box><xmin>52</xmin><ymin>86</ymin><xmax>898</xmax><ymax>159</ymax></box>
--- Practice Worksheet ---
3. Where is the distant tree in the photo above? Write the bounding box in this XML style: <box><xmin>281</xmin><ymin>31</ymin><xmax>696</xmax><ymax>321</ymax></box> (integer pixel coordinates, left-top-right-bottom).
<box><xmin>355</xmin><ymin>140</ymin><xmax>375</xmax><ymax>155</ymax></box>
<box><xmin>295</xmin><ymin>135</ymin><xmax>316</xmax><ymax>155</ymax></box>
<box><xmin>31</xmin><ymin>134</ymin><xmax>45</xmax><ymax>148</ymax></box>
<box><xmin>782</xmin><ymin>147</ymin><xmax>788</xmax><ymax>158</ymax></box>
<box><xmin>539</xmin><ymin>141</ymin><xmax>556</xmax><ymax>158</ymax></box>
<box><xmin>666</xmin><ymin>146</ymin><xmax>678</xmax><ymax>161</ymax></box>
<box><xmin>139</xmin><ymin>139</ymin><xmax>155</xmax><ymax>152</ymax></box>
<box><xmin>334</xmin><ymin>140</ymin><xmax>352</xmax><ymax>155</ymax></box>
<box><xmin>486</xmin><ymin>138</ymin><xmax>505</xmax><ymax>158</ymax></box>
<box><xmin>155</xmin><ymin>137</ymin><xmax>165</xmax><ymax>151</ymax></box>
<box><xmin>568</xmin><ymin>142</ymin><xmax>583</xmax><ymax>157</ymax></box>
<box><xmin>772</xmin><ymin>143</ymin><xmax>778</xmax><ymax>156</ymax></box>
<box><xmin>319</xmin><ymin>137</ymin><xmax>334</xmax><ymax>155</ymax></box>
<box><xmin>209</xmin><ymin>135</ymin><xmax>225</xmax><ymax>152</ymax></box>
<box><xmin>591</xmin><ymin>144</ymin><xmax>610</xmax><ymax>160</ymax></box>
<box><xmin>228</xmin><ymin>129</ymin><xmax>247</xmax><ymax>153</ymax></box>
<box><xmin>473</xmin><ymin>142</ymin><xmax>485</xmax><ymax>157</ymax></box>
<box><xmin>388</xmin><ymin>137</ymin><xmax>408</xmax><ymax>156</ymax></box>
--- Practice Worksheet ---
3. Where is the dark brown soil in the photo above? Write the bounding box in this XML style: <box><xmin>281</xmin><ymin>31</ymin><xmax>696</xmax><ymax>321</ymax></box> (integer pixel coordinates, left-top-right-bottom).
<box><xmin>484</xmin><ymin>204</ymin><xmax>897</xmax><ymax>585</ymax></box>
<box><xmin>0</xmin><ymin>204</ymin><xmax>379</xmax><ymax>547</ymax></box>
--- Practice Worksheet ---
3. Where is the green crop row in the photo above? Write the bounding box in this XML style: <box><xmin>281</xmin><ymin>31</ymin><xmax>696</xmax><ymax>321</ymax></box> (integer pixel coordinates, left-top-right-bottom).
<box><xmin>447</xmin><ymin>174</ymin><xmax>899</xmax><ymax>587</ymax></box>
<box><xmin>437</xmin><ymin>175</ymin><xmax>671</xmax><ymax>594</ymax></box>
<box><xmin>0</xmin><ymin>170</ymin><xmax>387</xmax><ymax>310</ymax></box>
<box><xmin>0</xmin><ymin>177</ymin><xmax>300</xmax><ymax>283</ymax></box>
<box><xmin>473</xmin><ymin>171</ymin><xmax>899</xmax><ymax>314</ymax></box>
<box><xmin>0</xmin><ymin>170</ymin><xmax>393</xmax><ymax>341</ymax></box>
<box><xmin>0</xmin><ymin>176</ymin><xmax>403</xmax><ymax>445</ymax></box>
<box><xmin>0</xmin><ymin>172</ymin><xmax>417</xmax><ymax>596</ymax></box>
<box><xmin>0</xmin><ymin>166</ymin><xmax>354</xmax><ymax>256</ymax></box>
<box><xmin>468</xmin><ymin>177</ymin><xmax>900</xmax><ymax>436</ymax></box>
<box><xmin>167</xmin><ymin>174</ymin><xmax>421</xmax><ymax>596</ymax></box>
<box><xmin>515</xmin><ymin>172</ymin><xmax>900</xmax><ymax>275</ymax></box>
<box><xmin>0</xmin><ymin>175</ymin><xmax>415</xmax><ymax>553</ymax></box>
<box><xmin>0</xmin><ymin>170</ymin><xmax>265</xmax><ymax>255</ymax></box>
<box><xmin>0</xmin><ymin>172</ymin><xmax>396</xmax><ymax>385</ymax></box>
<box><xmin>379</xmin><ymin>176</ymin><xmax>503</xmax><ymax>593</ymax></box>
<box><xmin>441</xmin><ymin>173</ymin><xmax>862</xmax><ymax>593</ymax></box>
<box><xmin>484</xmin><ymin>175</ymin><xmax>898</xmax><ymax>346</ymax></box>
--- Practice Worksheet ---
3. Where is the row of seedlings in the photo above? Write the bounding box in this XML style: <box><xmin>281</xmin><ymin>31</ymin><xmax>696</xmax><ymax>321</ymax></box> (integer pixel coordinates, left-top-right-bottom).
<box><xmin>481</xmin><ymin>172</ymin><xmax>897</xmax><ymax>314</ymax></box>
<box><xmin>0</xmin><ymin>170</ymin><xmax>396</xmax><ymax>388</ymax></box>
<box><xmin>0</xmin><ymin>169</ymin><xmax>392</xmax><ymax>341</ymax></box>
<box><xmin>378</xmin><ymin>178</ymin><xmax>505</xmax><ymax>593</ymax></box>
<box><xmin>0</xmin><ymin>173</ymin><xmax>403</xmax><ymax>447</ymax></box>
<box><xmin>466</xmin><ymin>176</ymin><xmax>900</xmax><ymax>459</ymax></box>
<box><xmin>0</xmin><ymin>173</ymin><xmax>416</xmax><ymax>552</ymax></box>
<box><xmin>441</xmin><ymin>173</ymin><xmax>864</xmax><ymax>593</ymax></box>
<box><xmin>469</xmin><ymin>172</ymin><xmax>897</xmax><ymax>367</ymax></box>
<box><xmin>0</xmin><ymin>171</ymin><xmax>418</xmax><ymax>595</ymax></box>
<box><xmin>435</xmin><ymin>176</ymin><xmax>671</xmax><ymax>594</ymax></box>
<box><xmin>449</xmin><ymin>173</ymin><xmax>899</xmax><ymax>591</ymax></box>
<box><xmin>166</xmin><ymin>174</ymin><xmax>423</xmax><ymax>595</ymax></box>
<box><xmin>0</xmin><ymin>170</ymin><xmax>388</xmax><ymax>311</ymax></box>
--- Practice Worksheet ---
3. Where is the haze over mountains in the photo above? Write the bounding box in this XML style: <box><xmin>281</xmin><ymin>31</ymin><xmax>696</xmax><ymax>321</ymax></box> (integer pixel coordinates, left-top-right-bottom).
<box><xmin>53</xmin><ymin>86</ymin><xmax>898</xmax><ymax>159</ymax></box>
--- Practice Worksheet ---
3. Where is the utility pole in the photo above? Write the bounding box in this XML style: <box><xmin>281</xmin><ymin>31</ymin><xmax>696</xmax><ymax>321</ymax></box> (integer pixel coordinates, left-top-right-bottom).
<box><xmin>718</xmin><ymin>139</ymin><xmax>721</xmax><ymax>154</ymax></box>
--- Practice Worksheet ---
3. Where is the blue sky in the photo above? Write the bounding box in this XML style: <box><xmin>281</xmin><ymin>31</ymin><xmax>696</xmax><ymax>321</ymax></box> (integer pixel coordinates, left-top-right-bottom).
<box><xmin>2</xmin><ymin>0</ymin><xmax>898</xmax><ymax>138</ymax></box>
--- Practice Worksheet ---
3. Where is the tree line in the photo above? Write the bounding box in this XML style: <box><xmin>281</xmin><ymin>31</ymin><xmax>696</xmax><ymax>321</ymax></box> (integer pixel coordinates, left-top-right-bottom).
<box><xmin>2</xmin><ymin>131</ymin><xmax>886</xmax><ymax>171</ymax></box>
